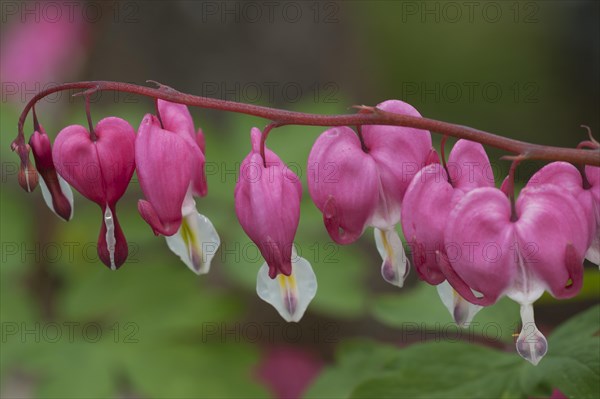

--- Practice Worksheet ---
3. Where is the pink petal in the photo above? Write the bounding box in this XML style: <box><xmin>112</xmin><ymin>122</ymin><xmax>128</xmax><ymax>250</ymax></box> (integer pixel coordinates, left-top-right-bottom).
<box><xmin>157</xmin><ymin>99</ymin><xmax>196</xmax><ymax>139</ymax></box>
<box><xmin>52</xmin><ymin>117</ymin><xmax>135</xmax><ymax>206</ymax></box>
<box><xmin>135</xmin><ymin>114</ymin><xmax>193</xmax><ymax>236</ymax></box>
<box><xmin>528</xmin><ymin>162</ymin><xmax>585</xmax><ymax>193</ymax></box>
<box><xmin>528</xmin><ymin>162</ymin><xmax>597</xmax><ymax>251</ymax></box>
<box><xmin>444</xmin><ymin>187</ymin><xmax>517</xmax><ymax>303</ymax></box>
<box><xmin>307</xmin><ymin>126</ymin><xmax>379</xmax><ymax>244</ymax></box>
<box><xmin>235</xmin><ymin>128</ymin><xmax>302</xmax><ymax>277</ymax></box>
<box><xmin>93</xmin><ymin>118</ymin><xmax>136</xmax><ymax>204</ymax></box>
<box><xmin>515</xmin><ymin>185</ymin><xmax>589</xmax><ymax>298</ymax></box>
<box><xmin>157</xmin><ymin>100</ymin><xmax>207</xmax><ymax>198</ymax></box>
<box><xmin>362</xmin><ymin>100</ymin><xmax>432</xmax><ymax>226</ymax></box>
<box><xmin>447</xmin><ymin>139</ymin><xmax>495</xmax><ymax>191</ymax></box>
<box><xmin>52</xmin><ymin>124</ymin><xmax>106</xmax><ymax>204</ymax></box>
<box><xmin>401</xmin><ymin>163</ymin><xmax>453</xmax><ymax>284</ymax></box>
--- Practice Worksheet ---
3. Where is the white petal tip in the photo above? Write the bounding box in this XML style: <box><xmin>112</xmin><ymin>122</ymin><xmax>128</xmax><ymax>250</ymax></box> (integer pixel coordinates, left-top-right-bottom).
<box><xmin>104</xmin><ymin>207</ymin><xmax>117</xmax><ymax>270</ymax></box>
<box><xmin>39</xmin><ymin>176</ymin><xmax>75</xmax><ymax>221</ymax></box>
<box><xmin>375</xmin><ymin>228</ymin><xmax>409</xmax><ymax>288</ymax></box>
<box><xmin>436</xmin><ymin>281</ymin><xmax>482</xmax><ymax>328</ymax></box>
<box><xmin>584</xmin><ymin>238</ymin><xmax>599</xmax><ymax>267</ymax></box>
<box><xmin>256</xmin><ymin>252</ymin><xmax>317</xmax><ymax>323</ymax></box>
<box><xmin>381</xmin><ymin>261</ymin><xmax>405</xmax><ymax>287</ymax></box>
<box><xmin>516</xmin><ymin>304</ymin><xmax>547</xmax><ymax>366</ymax></box>
<box><xmin>165</xmin><ymin>211</ymin><xmax>220</xmax><ymax>275</ymax></box>
<box><xmin>516</xmin><ymin>328</ymin><xmax>548</xmax><ymax>366</ymax></box>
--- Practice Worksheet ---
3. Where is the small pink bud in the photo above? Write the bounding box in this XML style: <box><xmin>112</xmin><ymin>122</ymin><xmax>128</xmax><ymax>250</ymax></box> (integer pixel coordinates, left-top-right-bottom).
<box><xmin>13</xmin><ymin>143</ymin><xmax>39</xmax><ymax>192</ymax></box>
<box><xmin>30</xmin><ymin>126</ymin><xmax>73</xmax><ymax>221</ymax></box>
<box><xmin>18</xmin><ymin>155</ymin><xmax>39</xmax><ymax>193</ymax></box>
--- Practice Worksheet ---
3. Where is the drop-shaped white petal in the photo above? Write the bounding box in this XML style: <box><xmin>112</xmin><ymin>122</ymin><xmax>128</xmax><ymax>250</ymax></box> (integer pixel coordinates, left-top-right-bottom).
<box><xmin>436</xmin><ymin>280</ymin><xmax>482</xmax><ymax>328</ymax></box>
<box><xmin>165</xmin><ymin>211</ymin><xmax>220</xmax><ymax>275</ymax></box>
<box><xmin>256</xmin><ymin>247</ymin><xmax>317</xmax><ymax>322</ymax></box>
<box><xmin>39</xmin><ymin>175</ymin><xmax>74</xmax><ymax>221</ymax></box>
<box><xmin>104</xmin><ymin>206</ymin><xmax>117</xmax><ymax>271</ymax></box>
<box><xmin>585</xmin><ymin>234</ymin><xmax>599</xmax><ymax>268</ymax></box>
<box><xmin>515</xmin><ymin>303</ymin><xmax>547</xmax><ymax>366</ymax></box>
<box><xmin>374</xmin><ymin>227</ymin><xmax>409</xmax><ymax>287</ymax></box>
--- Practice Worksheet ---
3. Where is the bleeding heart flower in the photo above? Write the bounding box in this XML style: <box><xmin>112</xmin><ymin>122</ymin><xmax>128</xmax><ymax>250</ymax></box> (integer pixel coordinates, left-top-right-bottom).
<box><xmin>307</xmin><ymin>100</ymin><xmax>433</xmax><ymax>287</ymax></box>
<box><xmin>29</xmin><ymin>125</ymin><xmax>74</xmax><ymax>221</ymax></box>
<box><xmin>52</xmin><ymin>117</ymin><xmax>135</xmax><ymax>270</ymax></box>
<box><xmin>401</xmin><ymin>140</ymin><xmax>494</xmax><ymax>326</ymax></box>
<box><xmin>443</xmin><ymin>184</ymin><xmax>589</xmax><ymax>365</ymax></box>
<box><xmin>136</xmin><ymin>101</ymin><xmax>219</xmax><ymax>275</ymax></box>
<box><xmin>235</xmin><ymin>128</ymin><xmax>316</xmax><ymax>322</ymax></box>
<box><xmin>528</xmin><ymin>162</ymin><xmax>600</xmax><ymax>267</ymax></box>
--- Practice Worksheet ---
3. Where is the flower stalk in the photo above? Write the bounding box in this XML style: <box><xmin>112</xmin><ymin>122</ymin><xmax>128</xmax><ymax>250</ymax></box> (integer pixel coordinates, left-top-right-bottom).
<box><xmin>11</xmin><ymin>80</ymin><xmax>600</xmax><ymax>167</ymax></box>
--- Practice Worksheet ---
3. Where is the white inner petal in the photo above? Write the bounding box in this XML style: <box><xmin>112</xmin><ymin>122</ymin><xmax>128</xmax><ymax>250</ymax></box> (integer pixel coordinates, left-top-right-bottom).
<box><xmin>585</xmin><ymin>234</ymin><xmax>600</xmax><ymax>268</ymax></box>
<box><xmin>58</xmin><ymin>175</ymin><xmax>75</xmax><ymax>220</ymax></box>
<box><xmin>515</xmin><ymin>303</ymin><xmax>547</xmax><ymax>366</ymax></box>
<box><xmin>256</xmin><ymin>246</ymin><xmax>317</xmax><ymax>322</ymax></box>
<box><xmin>588</xmin><ymin>200</ymin><xmax>600</xmax><ymax>268</ymax></box>
<box><xmin>436</xmin><ymin>280</ymin><xmax>482</xmax><ymax>328</ymax></box>
<box><xmin>165</xmin><ymin>211</ymin><xmax>220</xmax><ymax>275</ymax></box>
<box><xmin>38</xmin><ymin>178</ymin><xmax>53</xmax><ymax>214</ymax></box>
<box><xmin>506</xmin><ymin>238</ymin><xmax>544</xmax><ymax>305</ymax></box>
<box><xmin>104</xmin><ymin>206</ymin><xmax>116</xmax><ymax>271</ymax></box>
<box><xmin>39</xmin><ymin>175</ymin><xmax>75</xmax><ymax>221</ymax></box>
<box><xmin>374</xmin><ymin>227</ymin><xmax>409</xmax><ymax>287</ymax></box>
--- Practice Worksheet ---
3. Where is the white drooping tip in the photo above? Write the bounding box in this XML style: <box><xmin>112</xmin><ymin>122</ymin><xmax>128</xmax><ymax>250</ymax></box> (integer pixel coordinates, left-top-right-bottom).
<box><xmin>104</xmin><ymin>206</ymin><xmax>117</xmax><ymax>270</ymax></box>
<box><xmin>165</xmin><ymin>209</ymin><xmax>220</xmax><ymax>275</ymax></box>
<box><xmin>516</xmin><ymin>303</ymin><xmax>547</xmax><ymax>366</ymax></box>
<box><xmin>39</xmin><ymin>175</ymin><xmax>74</xmax><ymax>221</ymax></box>
<box><xmin>436</xmin><ymin>280</ymin><xmax>482</xmax><ymax>328</ymax></box>
<box><xmin>256</xmin><ymin>246</ymin><xmax>317</xmax><ymax>322</ymax></box>
<box><xmin>374</xmin><ymin>227</ymin><xmax>409</xmax><ymax>287</ymax></box>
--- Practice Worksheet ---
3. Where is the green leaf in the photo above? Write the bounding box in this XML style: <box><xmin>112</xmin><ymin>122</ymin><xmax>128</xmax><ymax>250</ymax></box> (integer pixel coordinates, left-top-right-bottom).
<box><xmin>350</xmin><ymin>343</ymin><xmax>524</xmax><ymax>399</ymax></box>
<box><xmin>533</xmin><ymin>305</ymin><xmax>600</xmax><ymax>399</ymax></box>
<box><xmin>307</xmin><ymin>306</ymin><xmax>600</xmax><ymax>399</ymax></box>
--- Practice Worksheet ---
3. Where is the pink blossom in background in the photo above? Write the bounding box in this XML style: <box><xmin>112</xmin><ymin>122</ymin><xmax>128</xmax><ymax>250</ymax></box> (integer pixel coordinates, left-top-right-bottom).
<box><xmin>549</xmin><ymin>389</ymin><xmax>568</xmax><ymax>399</ymax></box>
<box><xmin>528</xmin><ymin>388</ymin><xmax>568</xmax><ymax>399</ymax></box>
<box><xmin>1</xmin><ymin>2</ymin><xmax>88</xmax><ymax>90</ymax></box>
<box><xmin>256</xmin><ymin>346</ymin><xmax>324</xmax><ymax>399</ymax></box>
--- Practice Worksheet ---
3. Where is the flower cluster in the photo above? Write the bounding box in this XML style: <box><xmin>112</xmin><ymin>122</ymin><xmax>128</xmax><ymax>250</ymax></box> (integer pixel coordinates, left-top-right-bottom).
<box><xmin>21</xmin><ymin>98</ymin><xmax>598</xmax><ymax>365</ymax></box>
<box><xmin>33</xmin><ymin>100</ymin><xmax>219</xmax><ymax>273</ymax></box>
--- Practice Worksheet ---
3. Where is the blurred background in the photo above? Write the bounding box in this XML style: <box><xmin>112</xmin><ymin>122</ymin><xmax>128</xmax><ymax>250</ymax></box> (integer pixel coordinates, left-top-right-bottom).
<box><xmin>1</xmin><ymin>1</ymin><xmax>598</xmax><ymax>398</ymax></box>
